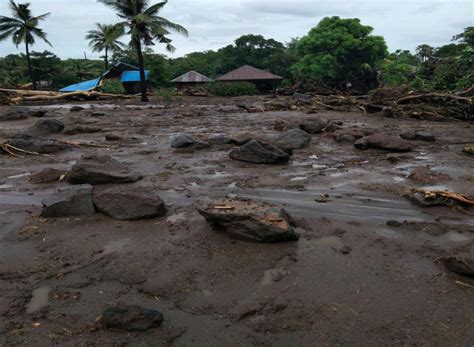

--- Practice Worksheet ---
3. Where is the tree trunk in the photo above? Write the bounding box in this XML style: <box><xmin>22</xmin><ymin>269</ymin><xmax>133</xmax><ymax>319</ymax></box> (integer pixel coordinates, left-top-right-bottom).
<box><xmin>25</xmin><ymin>42</ymin><xmax>36</xmax><ymax>90</ymax></box>
<box><xmin>105</xmin><ymin>48</ymin><xmax>109</xmax><ymax>71</ymax></box>
<box><xmin>134</xmin><ymin>39</ymin><xmax>149</xmax><ymax>102</ymax></box>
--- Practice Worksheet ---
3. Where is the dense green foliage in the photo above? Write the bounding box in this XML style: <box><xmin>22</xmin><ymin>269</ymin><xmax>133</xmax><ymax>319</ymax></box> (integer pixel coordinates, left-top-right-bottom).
<box><xmin>205</xmin><ymin>81</ymin><xmax>258</xmax><ymax>97</ymax></box>
<box><xmin>291</xmin><ymin>17</ymin><xmax>388</xmax><ymax>87</ymax></box>
<box><xmin>100</xmin><ymin>79</ymin><xmax>125</xmax><ymax>94</ymax></box>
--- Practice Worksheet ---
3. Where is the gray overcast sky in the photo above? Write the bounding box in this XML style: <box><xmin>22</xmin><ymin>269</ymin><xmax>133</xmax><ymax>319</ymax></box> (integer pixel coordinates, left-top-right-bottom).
<box><xmin>1</xmin><ymin>0</ymin><xmax>473</xmax><ymax>59</ymax></box>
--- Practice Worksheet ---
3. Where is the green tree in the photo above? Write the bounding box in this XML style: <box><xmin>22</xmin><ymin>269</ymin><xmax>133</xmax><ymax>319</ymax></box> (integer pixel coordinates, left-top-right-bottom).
<box><xmin>379</xmin><ymin>50</ymin><xmax>419</xmax><ymax>87</ymax></box>
<box><xmin>416</xmin><ymin>44</ymin><xmax>434</xmax><ymax>62</ymax></box>
<box><xmin>0</xmin><ymin>0</ymin><xmax>51</xmax><ymax>89</ymax></box>
<box><xmin>291</xmin><ymin>17</ymin><xmax>388</xmax><ymax>87</ymax></box>
<box><xmin>98</xmin><ymin>0</ymin><xmax>188</xmax><ymax>102</ymax></box>
<box><xmin>86</xmin><ymin>23</ymin><xmax>126</xmax><ymax>70</ymax></box>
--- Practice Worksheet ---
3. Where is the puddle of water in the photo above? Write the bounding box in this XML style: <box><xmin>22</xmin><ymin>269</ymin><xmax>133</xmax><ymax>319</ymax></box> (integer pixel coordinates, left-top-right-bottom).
<box><xmin>102</xmin><ymin>239</ymin><xmax>130</xmax><ymax>255</ymax></box>
<box><xmin>290</xmin><ymin>176</ymin><xmax>308</xmax><ymax>182</ymax></box>
<box><xmin>26</xmin><ymin>286</ymin><xmax>50</xmax><ymax>314</ymax></box>
<box><xmin>167</xmin><ymin>213</ymin><xmax>187</xmax><ymax>223</ymax></box>
<box><xmin>444</xmin><ymin>231</ymin><xmax>471</xmax><ymax>243</ymax></box>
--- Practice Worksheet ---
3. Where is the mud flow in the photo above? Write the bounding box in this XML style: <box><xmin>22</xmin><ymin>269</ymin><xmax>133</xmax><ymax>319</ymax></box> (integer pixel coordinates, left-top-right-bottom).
<box><xmin>0</xmin><ymin>96</ymin><xmax>473</xmax><ymax>346</ymax></box>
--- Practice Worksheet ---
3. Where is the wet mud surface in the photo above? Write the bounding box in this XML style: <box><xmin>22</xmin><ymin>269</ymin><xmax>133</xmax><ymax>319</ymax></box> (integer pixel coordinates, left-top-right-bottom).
<box><xmin>0</xmin><ymin>96</ymin><xmax>473</xmax><ymax>346</ymax></box>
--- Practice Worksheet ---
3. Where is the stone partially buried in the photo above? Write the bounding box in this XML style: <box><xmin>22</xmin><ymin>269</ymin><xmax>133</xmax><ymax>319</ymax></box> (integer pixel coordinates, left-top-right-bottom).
<box><xmin>230</xmin><ymin>140</ymin><xmax>290</xmax><ymax>164</ymax></box>
<box><xmin>67</xmin><ymin>154</ymin><xmax>142</xmax><ymax>185</ymax></box>
<box><xmin>93</xmin><ymin>185</ymin><xmax>167</xmax><ymax>220</ymax></box>
<box><xmin>41</xmin><ymin>184</ymin><xmax>95</xmax><ymax>218</ymax></box>
<box><xmin>102</xmin><ymin>305</ymin><xmax>164</xmax><ymax>331</ymax></box>
<box><xmin>198</xmin><ymin>198</ymin><xmax>300</xmax><ymax>243</ymax></box>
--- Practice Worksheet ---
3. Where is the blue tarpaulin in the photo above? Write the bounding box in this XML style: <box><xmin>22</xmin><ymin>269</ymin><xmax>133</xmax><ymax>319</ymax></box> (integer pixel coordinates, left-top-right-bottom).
<box><xmin>121</xmin><ymin>70</ymin><xmax>149</xmax><ymax>82</ymax></box>
<box><xmin>59</xmin><ymin>78</ymin><xmax>101</xmax><ymax>92</ymax></box>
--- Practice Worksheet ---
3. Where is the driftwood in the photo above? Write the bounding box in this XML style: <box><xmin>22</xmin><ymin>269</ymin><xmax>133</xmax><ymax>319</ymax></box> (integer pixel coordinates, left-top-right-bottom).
<box><xmin>5</xmin><ymin>90</ymin><xmax>139</xmax><ymax>103</ymax></box>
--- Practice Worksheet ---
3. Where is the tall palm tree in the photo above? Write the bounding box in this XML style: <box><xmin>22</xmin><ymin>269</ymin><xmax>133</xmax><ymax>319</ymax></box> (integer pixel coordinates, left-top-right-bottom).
<box><xmin>86</xmin><ymin>23</ymin><xmax>125</xmax><ymax>71</ymax></box>
<box><xmin>0</xmin><ymin>1</ymin><xmax>51</xmax><ymax>89</ymax></box>
<box><xmin>98</xmin><ymin>0</ymin><xmax>188</xmax><ymax>102</ymax></box>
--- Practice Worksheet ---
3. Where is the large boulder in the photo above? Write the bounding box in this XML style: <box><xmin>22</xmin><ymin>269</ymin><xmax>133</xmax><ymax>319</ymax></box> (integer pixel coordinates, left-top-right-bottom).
<box><xmin>21</xmin><ymin>119</ymin><xmax>64</xmax><ymax>137</ymax></box>
<box><xmin>40</xmin><ymin>184</ymin><xmax>95</xmax><ymax>218</ymax></box>
<box><xmin>276</xmin><ymin>129</ymin><xmax>311</xmax><ymax>150</ymax></box>
<box><xmin>93</xmin><ymin>186</ymin><xmax>166</xmax><ymax>220</ymax></box>
<box><xmin>102</xmin><ymin>305</ymin><xmax>164</xmax><ymax>331</ymax></box>
<box><xmin>230</xmin><ymin>140</ymin><xmax>290</xmax><ymax>164</ymax></box>
<box><xmin>354</xmin><ymin>134</ymin><xmax>413</xmax><ymax>152</ymax></box>
<box><xmin>171</xmin><ymin>134</ymin><xmax>209</xmax><ymax>149</ymax></box>
<box><xmin>8</xmin><ymin>135</ymin><xmax>69</xmax><ymax>154</ymax></box>
<box><xmin>67</xmin><ymin>155</ymin><xmax>142</xmax><ymax>185</ymax></box>
<box><xmin>198</xmin><ymin>198</ymin><xmax>300</xmax><ymax>243</ymax></box>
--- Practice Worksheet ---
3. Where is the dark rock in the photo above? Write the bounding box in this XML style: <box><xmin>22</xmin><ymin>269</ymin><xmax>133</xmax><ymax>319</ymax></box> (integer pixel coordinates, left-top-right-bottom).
<box><xmin>333</xmin><ymin>128</ymin><xmax>374</xmax><ymax>143</ymax></box>
<box><xmin>340</xmin><ymin>246</ymin><xmax>352</xmax><ymax>255</ymax></box>
<box><xmin>8</xmin><ymin>135</ymin><xmax>69</xmax><ymax>154</ymax></box>
<box><xmin>64</xmin><ymin>125</ymin><xmax>102</xmax><ymax>135</ymax></box>
<box><xmin>246</xmin><ymin>104</ymin><xmax>265</xmax><ymax>113</ymax></box>
<box><xmin>90</xmin><ymin>111</ymin><xmax>107</xmax><ymax>117</ymax></box>
<box><xmin>27</xmin><ymin>109</ymin><xmax>47</xmax><ymax>118</ymax></box>
<box><xmin>171</xmin><ymin>134</ymin><xmax>196</xmax><ymax>148</ymax></box>
<box><xmin>355</xmin><ymin>134</ymin><xmax>413</xmax><ymax>152</ymax></box>
<box><xmin>441</xmin><ymin>256</ymin><xmax>474</xmax><ymax>278</ymax></box>
<box><xmin>102</xmin><ymin>305</ymin><xmax>164</xmax><ymax>331</ymax></box>
<box><xmin>404</xmin><ymin>191</ymin><xmax>444</xmax><ymax>208</ymax></box>
<box><xmin>198</xmin><ymin>198</ymin><xmax>300</xmax><ymax>243</ymax></box>
<box><xmin>69</xmin><ymin>106</ymin><xmax>85</xmax><ymax>112</ymax></box>
<box><xmin>264</xmin><ymin>100</ymin><xmax>290</xmax><ymax>111</ymax></box>
<box><xmin>230</xmin><ymin>140</ymin><xmax>290</xmax><ymax>164</ymax></box>
<box><xmin>375</xmin><ymin>107</ymin><xmax>394</xmax><ymax>118</ymax></box>
<box><xmin>386</xmin><ymin>154</ymin><xmax>412</xmax><ymax>163</ymax></box>
<box><xmin>299</xmin><ymin>119</ymin><xmax>329</xmax><ymax>134</ymax></box>
<box><xmin>274</xmin><ymin>119</ymin><xmax>295</xmax><ymax>132</ymax></box>
<box><xmin>93</xmin><ymin>186</ymin><xmax>166</xmax><ymax>220</ymax></box>
<box><xmin>0</xmin><ymin>108</ymin><xmax>29</xmax><ymax>121</ymax></box>
<box><xmin>229</xmin><ymin>131</ymin><xmax>266</xmax><ymax>146</ymax></box>
<box><xmin>400</xmin><ymin>131</ymin><xmax>436</xmax><ymax>142</ymax></box>
<box><xmin>276</xmin><ymin>129</ymin><xmax>311</xmax><ymax>150</ymax></box>
<box><xmin>67</xmin><ymin>155</ymin><xmax>142</xmax><ymax>185</ymax></box>
<box><xmin>105</xmin><ymin>134</ymin><xmax>121</xmax><ymax>141</ymax></box>
<box><xmin>386</xmin><ymin>220</ymin><xmax>402</xmax><ymax>227</ymax></box>
<box><xmin>41</xmin><ymin>184</ymin><xmax>95</xmax><ymax>218</ymax></box>
<box><xmin>28</xmin><ymin>168</ymin><xmax>67</xmax><ymax>184</ymax></box>
<box><xmin>21</xmin><ymin>119</ymin><xmax>64</xmax><ymax>137</ymax></box>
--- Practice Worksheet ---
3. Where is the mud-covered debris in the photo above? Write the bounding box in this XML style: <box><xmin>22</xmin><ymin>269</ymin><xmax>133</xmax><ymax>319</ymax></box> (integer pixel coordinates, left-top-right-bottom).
<box><xmin>198</xmin><ymin>198</ymin><xmax>300</xmax><ymax>243</ymax></box>
<box><xmin>208</xmin><ymin>134</ymin><xmax>233</xmax><ymax>145</ymax></box>
<box><xmin>264</xmin><ymin>100</ymin><xmax>290</xmax><ymax>111</ymax></box>
<box><xmin>67</xmin><ymin>154</ymin><xmax>142</xmax><ymax>185</ymax></box>
<box><xmin>28</xmin><ymin>168</ymin><xmax>67</xmax><ymax>184</ymax></box>
<box><xmin>0</xmin><ymin>110</ymin><xmax>30</xmax><ymax>122</ymax></box>
<box><xmin>440</xmin><ymin>256</ymin><xmax>474</xmax><ymax>278</ymax></box>
<box><xmin>8</xmin><ymin>135</ymin><xmax>69</xmax><ymax>154</ymax></box>
<box><xmin>230</xmin><ymin>140</ymin><xmax>290</xmax><ymax>164</ymax></box>
<box><xmin>462</xmin><ymin>144</ymin><xmax>474</xmax><ymax>155</ymax></box>
<box><xmin>93</xmin><ymin>185</ymin><xmax>166</xmax><ymax>220</ymax></box>
<box><xmin>102</xmin><ymin>305</ymin><xmax>164</xmax><ymax>331</ymax></box>
<box><xmin>21</xmin><ymin>119</ymin><xmax>64</xmax><ymax>137</ymax></box>
<box><xmin>354</xmin><ymin>133</ymin><xmax>413</xmax><ymax>152</ymax></box>
<box><xmin>408</xmin><ymin>166</ymin><xmax>450</xmax><ymax>184</ymax></box>
<box><xmin>400</xmin><ymin>131</ymin><xmax>436</xmax><ymax>142</ymax></box>
<box><xmin>276</xmin><ymin>129</ymin><xmax>311</xmax><ymax>150</ymax></box>
<box><xmin>41</xmin><ymin>184</ymin><xmax>95</xmax><ymax>218</ymax></box>
<box><xmin>333</xmin><ymin>128</ymin><xmax>374</xmax><ymax>143</ymax></box>
<box><xmin>229</xmin><ymin>131</ymin><xmax>267</xmax><ymax>146</ymax></box>
<box><xmin>405</xmin><ymin>189</ymin><xmax>474</xmax><ymax>208</ymax></box>
<box><xmin>63</xmin><ymin>125</ymin><xmax>102</xmax><ymax>135</ymax></box>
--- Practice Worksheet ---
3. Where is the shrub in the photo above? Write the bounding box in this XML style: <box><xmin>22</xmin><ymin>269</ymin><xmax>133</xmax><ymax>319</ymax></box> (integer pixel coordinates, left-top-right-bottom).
<box><xmin>101</xmin><ymin>79</ymin><xmax>125</xmax><ymax>94</ymax></box>
<box><xmin>205</xmin><ymin>81</ymin><xmax>258</xmax><ymax>97</ymax></box>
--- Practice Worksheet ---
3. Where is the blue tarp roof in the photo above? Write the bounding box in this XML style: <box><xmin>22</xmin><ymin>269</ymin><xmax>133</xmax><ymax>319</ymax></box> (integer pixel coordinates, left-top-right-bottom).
<box><xmin>121</xmin><ymin>70</ymin><xmax>149</xmax><ymax>82</ymax></box>
<box><xmin>59</xmin><ymin>78</ymin><xmax>101</xmax><ymax>92</ymax></box>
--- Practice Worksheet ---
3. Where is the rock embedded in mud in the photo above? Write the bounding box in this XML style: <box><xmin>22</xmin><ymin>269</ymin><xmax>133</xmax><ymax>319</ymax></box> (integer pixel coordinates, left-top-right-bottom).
<box><xmin>208</xmin><ymin>134</ymin><xmax>233</xmax><ymax>145</ymax></box>
<box><xmin>105</xmin><ymin>133</ymin><xmax>121</xmax><ymax>141</ymax></box>
<box><xmin>230</xmin><ymin>140</ymin><xmax>290</xmax><ymax>164</ymax></box>
<box><xmin>354</xmin><ymin>134</ymin><xmax>413</xmax><ymax>152</ymax></box>
<box><xmin>67</xmin><ymin>154</ymin><xmax>142</xmax><ymax>185</ymax></box>
<box><xmin>8</xmin><ymin>135</ymin><xmax>69</xmax><ymax>154</ymax></box>
<box><xmin>276</xmin><ymin>129</ymin><xmax>311</xmax><ymax>150</ymax></box>
<box><xmin>264</xmin><ymin>100</ymin><xmax>290</xmax><ymax>111</ymax></box>
<box><xmin>63</xmin><ymin>125</ymin><xmax>102</xmax><ymax>135</ymax></box>
<box><xmin>0</xmin><ymin>110</ymin><xmax>29</xmax><ymax>122</ymax></box>
<box><xmin>441</xmin><ymin>256</ymin><xmax>474</xmax><ymax>278</ymax></box>
<box><xmin>93</xmin><ymin>185</ymin><xmax>166</xmax><ymax>220</ymax></box>
<box><xmin>171</xmin><ymin>134</ymin><xmax>196</xmax><ymax>148</ymax></box>
<box><xmin>21</xmin><ymin>119</ymin><xmax>65</xmax><ymax>137</ymax></box>
<box><xmin>408</xmin><ymin>166</ymin><xmax>449</xmax><ymax>184</ymax></box>
<box><xmin>28</xmin><ymin>168</ymin><xmax>67</xmax><ymax>184</ymax></box>
<box><xmin>41</xmin><ymin>184</ymin><xmax>95</xmax><ymax>218</ymax></box>
<box><xmin>299</xmin><ymin>118</ymin><xmax>329</xmax><ymax>134</ymax></box>
<box><xmin>198</xmin><ymin>198</ymin><xmax>299</xmax><ymax>243</ymax></box>
<box><xmin>102</xmin><ymin>305</ymin><xmax>164</xmax><ymax>331</ymax></box>
<box><xmin>69</xmin><ymin>106</ymin><xmax>85</xmax><ymax>112</ymax></box>
<box><xmin>400</xmin><ymin>131</ymin><xmax>436</xmax><ymax>142</ymax></box>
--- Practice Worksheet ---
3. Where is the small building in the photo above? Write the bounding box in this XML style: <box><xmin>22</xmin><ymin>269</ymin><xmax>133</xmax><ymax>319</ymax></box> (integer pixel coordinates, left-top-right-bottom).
<box><xmin>59</xmin><ymin>62</ymin><xmax>150</xmax><ymax>94</ymax></box>
<box><xmin>216</xmin><ymin>65</ymin><xmax>283</xmax><ymax>92</ymax></box>
<box><xmin>171</xmin><ymin>71</ymin><xmax>212</xmax><ymax>90</ymax></box>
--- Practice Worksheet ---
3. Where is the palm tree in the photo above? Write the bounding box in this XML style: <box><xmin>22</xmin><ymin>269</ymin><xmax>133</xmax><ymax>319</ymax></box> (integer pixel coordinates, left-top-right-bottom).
<box><xmin>98</xmin><ymin>0</ymin><xmax>188</xmax><ymax>102</ymax></box>
<box><xmin>86</xmin><ymin>23</ymin><xmax>125</xmax><ymax>71</ymax></box>
<box><xmin>0</xmin><ymin>1</ymin><xmax>51</xmax><ymax>89</ymax></box>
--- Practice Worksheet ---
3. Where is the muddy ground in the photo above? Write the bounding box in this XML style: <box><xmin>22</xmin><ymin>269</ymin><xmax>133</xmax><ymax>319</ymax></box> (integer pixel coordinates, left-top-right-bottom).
<box><xmin>0</xmin><ymin>95</ymin><xmax>473</xmax><ymax>346</ymax></box>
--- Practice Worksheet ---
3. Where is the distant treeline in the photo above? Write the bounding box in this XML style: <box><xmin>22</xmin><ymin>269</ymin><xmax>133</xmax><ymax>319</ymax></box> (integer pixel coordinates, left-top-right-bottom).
<box><xmin>1</xmin><ymin>17</ymin><xmax>472</xmax><ymax>93</ymax></box>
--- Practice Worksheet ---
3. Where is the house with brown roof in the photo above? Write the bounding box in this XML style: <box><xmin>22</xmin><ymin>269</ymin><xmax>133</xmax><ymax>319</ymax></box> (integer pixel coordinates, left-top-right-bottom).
<box><xmin>171</xmin><ymin>71</ymin><xmax>212</xmax><ymax>90</ymax></box>
<box><xmin>216</xmin><ymin>65</ymin><xmax>283</xmax><ymax>92</ymax></box>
